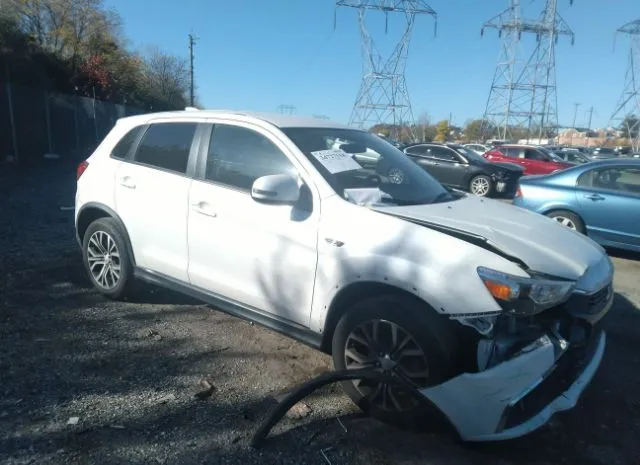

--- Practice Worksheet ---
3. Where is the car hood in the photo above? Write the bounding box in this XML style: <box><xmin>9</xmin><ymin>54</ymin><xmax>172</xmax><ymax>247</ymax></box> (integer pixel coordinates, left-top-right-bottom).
<box><xmin>373</xmin><ymin>195</ymin><xmax>606</xmax><ymax>281</ymax></box>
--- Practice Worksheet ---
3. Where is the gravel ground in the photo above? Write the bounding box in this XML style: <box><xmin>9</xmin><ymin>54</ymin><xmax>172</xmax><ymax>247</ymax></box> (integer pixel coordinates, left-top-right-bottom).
<box><xmin>1</xmin><ymin>160</ymin><xmax>640</xmax><ymax>465</ymax></box>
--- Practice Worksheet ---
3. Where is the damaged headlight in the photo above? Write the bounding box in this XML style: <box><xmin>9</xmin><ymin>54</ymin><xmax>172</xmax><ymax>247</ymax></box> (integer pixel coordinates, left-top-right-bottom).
<box><xmin>477</xmin><ymin>266</ymin><xmax>575</xmax><ymax>315</ymax></box>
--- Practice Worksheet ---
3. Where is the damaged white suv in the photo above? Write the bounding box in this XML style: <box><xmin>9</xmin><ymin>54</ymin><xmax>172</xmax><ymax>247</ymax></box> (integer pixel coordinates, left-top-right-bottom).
<box><xmin>75</xmin><ymin>110</ymin><xmax>613</xmax><ymax>441</ymax></box>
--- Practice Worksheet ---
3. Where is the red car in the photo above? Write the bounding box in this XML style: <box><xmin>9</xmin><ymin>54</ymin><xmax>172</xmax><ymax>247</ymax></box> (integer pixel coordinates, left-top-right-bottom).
<box><xmin>483</xmin><ymin>145</ymin><xmax>573</xmax><ymax>175</ymax></box>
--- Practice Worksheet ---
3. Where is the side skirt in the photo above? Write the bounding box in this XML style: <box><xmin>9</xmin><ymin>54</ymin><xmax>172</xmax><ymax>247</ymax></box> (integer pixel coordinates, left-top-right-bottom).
<box><xmin>134</xmin><ymin>268</ymin><xmax>324</xmax><ymax>351</ymax></box>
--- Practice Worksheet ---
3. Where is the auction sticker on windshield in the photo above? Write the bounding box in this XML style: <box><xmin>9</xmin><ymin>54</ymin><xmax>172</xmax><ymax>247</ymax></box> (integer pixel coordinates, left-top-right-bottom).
<box><xmin>311</xmin><ymin>149</ymin><xmax>362</xmax><ymax>174</ymax></box>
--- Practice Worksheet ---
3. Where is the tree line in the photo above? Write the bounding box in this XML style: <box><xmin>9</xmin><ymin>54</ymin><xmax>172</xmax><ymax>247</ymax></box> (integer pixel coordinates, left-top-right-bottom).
<box><xmin>0</xmin><ymin>0</ymin><xmax>191</xmax><ymax>111</ymax></box>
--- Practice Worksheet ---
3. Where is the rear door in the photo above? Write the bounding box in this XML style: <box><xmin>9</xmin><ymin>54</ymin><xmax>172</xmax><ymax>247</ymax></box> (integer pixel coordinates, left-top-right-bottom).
<box><xmin>576</xmin><ymin>165</ymin><xmax>640</xmax><ymax>247</ymax></box>
<box><xmin>114</xmin><ymin>121</ymin><xmax>201</xmax><ymax>282</ymax></box>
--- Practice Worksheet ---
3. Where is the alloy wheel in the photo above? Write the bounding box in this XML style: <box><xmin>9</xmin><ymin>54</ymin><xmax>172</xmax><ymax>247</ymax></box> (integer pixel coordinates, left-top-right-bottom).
<box><xmin>86</xmin><ymin>230</ymin><xmax>121</xmax><ymax>290</ymax></box>
<box><xmin>553</xmin><ymin>216</ymin><xmax>577</xmax><ymax>230</ymax></box>
<box><xmin>344</xmin><ymin>319</ymin><xmax>430</xmax><ymax>412</ymax></box>
<box><xmin>471</xmin><ymin>177</ymin><xmax>490</xmax><ymax>196</ymax></box>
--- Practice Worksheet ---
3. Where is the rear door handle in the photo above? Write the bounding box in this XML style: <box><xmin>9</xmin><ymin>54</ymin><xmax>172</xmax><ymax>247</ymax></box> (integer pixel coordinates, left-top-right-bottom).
<box><xmin>191</xmin><ymin>201</ymin><xmax>217</xmax><ymax>218</ymax></box>
<box><xmin>586</xmin><ymin>194</ymin><xmax>605</xmax><ymax>201</ymax></box>
<box><xmin>119</xmin><ymin>177</ymin><xmax>136</xmax><ymax>189</ymax></box>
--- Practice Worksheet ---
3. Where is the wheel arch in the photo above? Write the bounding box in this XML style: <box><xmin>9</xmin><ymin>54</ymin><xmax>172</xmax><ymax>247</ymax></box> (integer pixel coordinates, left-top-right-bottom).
<box><xmin>320</xmin><ymin>281</ymin><xmax>440</xmax><ymax>354</ymax></box>
<box><xmin>76</xmin><ymin>202</ymin><xmax>136</xmax><ymax>265</ymax></box>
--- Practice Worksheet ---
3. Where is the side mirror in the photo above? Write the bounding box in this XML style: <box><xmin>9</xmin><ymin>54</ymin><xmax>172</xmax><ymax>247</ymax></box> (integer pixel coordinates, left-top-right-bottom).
<box><xmin>251</xmin><ymin>174</ymin><xmax>300</xmax><ymax>204</ymax></box>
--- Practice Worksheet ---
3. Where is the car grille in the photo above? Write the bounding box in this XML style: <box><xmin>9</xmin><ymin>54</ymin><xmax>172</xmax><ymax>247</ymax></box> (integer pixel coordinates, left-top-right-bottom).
<box><xmin>500</xmin><ymin>329</ymin><xmax>602</xmax><ymax>431</ymax></box>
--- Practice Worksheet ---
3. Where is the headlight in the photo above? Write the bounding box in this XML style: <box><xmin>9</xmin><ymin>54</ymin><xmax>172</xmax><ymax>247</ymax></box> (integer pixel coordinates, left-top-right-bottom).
<box><xmin>477</xmin><ymin>266</ymin><xmax>575</xmax><ymax>315</ymax></box>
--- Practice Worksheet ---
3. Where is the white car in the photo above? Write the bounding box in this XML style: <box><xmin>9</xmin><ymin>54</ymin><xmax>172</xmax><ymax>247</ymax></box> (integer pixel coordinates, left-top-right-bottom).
<box><xmin>75</xmin><ymin>109</ymin><xmax>612</xmax><ymax>442</ymax></box>
<box><xmin>463</xmin><ymin>143</ymin><xmax>490</xmax><ymax>155</ymax></box>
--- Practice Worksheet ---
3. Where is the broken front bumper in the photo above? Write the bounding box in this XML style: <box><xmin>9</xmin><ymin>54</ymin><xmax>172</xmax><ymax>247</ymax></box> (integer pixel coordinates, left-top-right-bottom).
<box><xmin>420</xmin><ymin>329</ymin><xmax>606</xmax><ymax>441</ymax></box>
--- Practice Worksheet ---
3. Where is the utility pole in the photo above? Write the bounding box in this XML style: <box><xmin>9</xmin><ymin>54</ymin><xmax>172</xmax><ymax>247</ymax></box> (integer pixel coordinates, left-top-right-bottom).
<box><xmin>188</xmin><ymin>34</ymin><xmax>198</xmax><ymax>107</ymax></box>
<box><xmin>586</xmin><ymin>105</ymin><xmax>594</xmax><ymax>147</ymax></box>
<box><xmin>570</xmin><ymin>102</ymin><xmax>581</xmax><ymax>146</ymax></box>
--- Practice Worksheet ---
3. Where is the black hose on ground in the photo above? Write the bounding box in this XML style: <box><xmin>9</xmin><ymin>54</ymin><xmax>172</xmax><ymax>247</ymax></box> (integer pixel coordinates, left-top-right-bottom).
<box><xmin>250</xmin><ymin>368</ymin><xmax>417</xmax><ymax>448</ymax></box>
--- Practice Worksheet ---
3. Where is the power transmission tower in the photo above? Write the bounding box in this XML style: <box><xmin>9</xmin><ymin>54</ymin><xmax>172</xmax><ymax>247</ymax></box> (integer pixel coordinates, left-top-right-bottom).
<box><xmin>335</xmin><ymin>1</ymin><xmax>437</xmax><ymax>142</ymax></box>
<box><xmin>277</xmin><ymin>104</ymin><xmax>296</xmax><ymax>115</ymax></box>
<box><xmin>188</xmin><ymin>34</ymin><xmax>199</xmax><ymax>107</ymax></box>
<box><xmin>481</xmin><ymin>0</ymin><xmax>574</xmax><ymax>143</ymax></box>
<box><xmin>610</xmin><ymin>19</ymin><xmax>640</xmax><ymax>153</ymax></box>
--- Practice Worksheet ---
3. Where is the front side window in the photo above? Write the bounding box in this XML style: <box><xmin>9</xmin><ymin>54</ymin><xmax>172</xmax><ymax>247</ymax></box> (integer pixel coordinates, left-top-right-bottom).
<box><xmin>282</xmin><ymin>127</ymin><xmax>451</xmax><ymax>206</ymax></box>
<box><xmin>578</xmin><ymin>166</ymin><xmax>640</xmax><ymax>194</ymax></box>
<box><xmin>134</xmin><ymin>122</ymin><xmax>197</xmax><ymax>174</ymax></box>
<box><xmin>206</xmin><ymin>124</ymin><xmax>297</xmax><ymax>190</ymax></box>
<box><xmin>112</xmin><ymin>126</ymin><xmax>144</xmax><ymax>159</ymax></box>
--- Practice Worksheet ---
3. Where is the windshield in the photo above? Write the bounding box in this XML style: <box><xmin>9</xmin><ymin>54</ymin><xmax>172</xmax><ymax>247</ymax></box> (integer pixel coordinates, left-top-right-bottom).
<box><xmin>282</xmin><ymin>127</ymin><xmax>453</xmax><ymax>206</ymax></box>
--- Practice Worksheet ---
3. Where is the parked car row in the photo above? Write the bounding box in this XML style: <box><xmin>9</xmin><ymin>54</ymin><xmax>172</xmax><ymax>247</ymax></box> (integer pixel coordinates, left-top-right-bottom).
<box><xmin>74</xmin><ymin>109</ymin><xmax>613</xmax><ymax>443</ymax></box>
<box><xmin>512</xmin><ymin>158</ymin><xmax>640</xmax><ymax>253</ymax></box>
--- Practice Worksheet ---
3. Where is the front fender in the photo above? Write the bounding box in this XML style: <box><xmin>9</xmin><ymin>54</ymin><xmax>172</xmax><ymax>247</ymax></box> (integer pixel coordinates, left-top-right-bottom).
<box><xmin>309</xmin><ymin>245</ymin><xmax>521</xmax><ymax>334</ymax></box>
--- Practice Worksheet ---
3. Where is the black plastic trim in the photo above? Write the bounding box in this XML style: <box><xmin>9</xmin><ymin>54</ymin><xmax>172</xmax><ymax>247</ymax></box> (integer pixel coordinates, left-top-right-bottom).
<box><xmin>134</xmin><ymin>268</ymin><xmax>323</xmax><ymax>350</ymax></box>
<box><xmin>75</xmin><ymin>202</ymin><xmax>137</xmax><ymax>266</ymax></box>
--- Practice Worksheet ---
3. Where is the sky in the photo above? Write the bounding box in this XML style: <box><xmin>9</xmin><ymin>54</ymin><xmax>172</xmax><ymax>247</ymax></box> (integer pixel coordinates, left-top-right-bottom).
<box><xmin>104</xmin><ymin>0</ymin><xmax>639</xmax><ymax>129</ymax></box>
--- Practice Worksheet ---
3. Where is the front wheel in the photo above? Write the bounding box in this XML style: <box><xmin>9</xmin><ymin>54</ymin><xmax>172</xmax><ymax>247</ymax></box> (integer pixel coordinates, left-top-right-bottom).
<box><xmin>469</xmin><ymin>175</ymin><xmax>492</xmax><ymax>197</ymax></box>
<box><xmin>332</xmin><ymin>294</ymin><xmax>456</xmax><ymax>429</ymax></box>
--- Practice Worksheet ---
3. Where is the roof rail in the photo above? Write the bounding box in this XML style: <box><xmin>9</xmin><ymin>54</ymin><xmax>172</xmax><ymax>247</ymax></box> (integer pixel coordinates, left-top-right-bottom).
<box><xmin>184</xmin><ymin>106</ymin><xmax>199</xmax><ymax>111</ymax></box>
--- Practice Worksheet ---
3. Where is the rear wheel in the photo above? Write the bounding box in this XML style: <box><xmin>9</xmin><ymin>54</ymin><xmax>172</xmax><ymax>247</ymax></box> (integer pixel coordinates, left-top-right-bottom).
<box><xmin>546</xmin><ymin>210</ymin><xmax>585</xmax><ymax>234</ymax></box>
<box><xmin>82</xmin><ymin>218</ymin><xmax>134</xmax><ymax>300</ymax></box>
<box><xmin>469</xmin><ymin>175</ymin><xmax>492</xmax><ymax>197</ymax></box>
<box><xmin>332</xmin><ymin>294</ymin><xmax>456</xmax><ymax>429</ymax></box>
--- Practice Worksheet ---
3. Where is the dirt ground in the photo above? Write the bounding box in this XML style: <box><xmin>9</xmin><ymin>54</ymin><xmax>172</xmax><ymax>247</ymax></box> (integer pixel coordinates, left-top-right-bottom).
<box><xmin>1</xmin><ymin>160</ymin><xmax>640</xmax><ymax>465</ymax></box>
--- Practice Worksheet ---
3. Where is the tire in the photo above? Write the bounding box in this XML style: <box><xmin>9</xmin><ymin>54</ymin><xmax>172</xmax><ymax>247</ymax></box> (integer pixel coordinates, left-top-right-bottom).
<box><xmin>332</xmin><ymin>293</ymin><xmax>457</xmax><ymax>429</ymax></box>
<box><xmin>82</xmin><ymin>217</ymin><xmax>134</xmax><ymax>300</ymax></box>
<box><xmin>469</xmin><ymin>174</ymin><xmax>492</xmax><ymax>197</ymax></box>
<box><xmin>545</xmin><ymin>210</ymin><xmax>586</xmax><ymax>234</ymax></box>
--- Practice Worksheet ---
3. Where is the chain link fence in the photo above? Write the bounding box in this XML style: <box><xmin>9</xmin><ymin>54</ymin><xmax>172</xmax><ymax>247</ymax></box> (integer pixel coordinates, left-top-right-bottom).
<box><xmin>1</xmin><ymin>81</ymin><xmax>148</xmax><ymax>165</ymax></box>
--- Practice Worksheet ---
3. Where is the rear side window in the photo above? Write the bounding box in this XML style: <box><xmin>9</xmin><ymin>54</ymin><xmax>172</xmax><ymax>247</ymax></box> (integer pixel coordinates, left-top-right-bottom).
<box><xmin>134</xmin><ymin>122</ymin><xmax>197</xmax><ymax>174</ymax></box>
<box><xmin>111</xmin><ymin>126</ymin><xmax>144</xmax><ymax>159</ymax></box>
<box><xmin>405</xmin><ymin>145</ymin><xmax>428</xmax><ymax>155</ymax></box>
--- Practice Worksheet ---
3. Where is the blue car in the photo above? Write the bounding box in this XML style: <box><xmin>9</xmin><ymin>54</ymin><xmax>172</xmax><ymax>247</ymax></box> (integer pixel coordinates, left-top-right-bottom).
<box><xmin>513</xmin><ymin>159</ymin><xmax>640</xmax><ymax>252</ymax></box>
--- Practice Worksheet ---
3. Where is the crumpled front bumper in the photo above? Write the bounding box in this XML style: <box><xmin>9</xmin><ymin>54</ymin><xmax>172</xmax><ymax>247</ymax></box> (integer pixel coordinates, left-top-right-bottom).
<box><xmin>419</xmin><ymin>329</ymin><xmax>606</xmax><ymax>441</ymax></box>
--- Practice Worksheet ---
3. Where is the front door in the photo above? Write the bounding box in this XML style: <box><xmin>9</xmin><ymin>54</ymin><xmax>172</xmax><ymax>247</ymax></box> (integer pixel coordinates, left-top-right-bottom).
<box><xmin>576</xmin><ymin>165</ymin><xmax>640</xmax><ymax>247</ymax></box>
<box><xmin>114</xmin><ymin>121</ymin><xmax>199</xmax><ymax>282</ymax></box>
<box><xmin>187</xmin><ymin>122</ymin><xmax>320</xmax><ymax>327</ymax></box>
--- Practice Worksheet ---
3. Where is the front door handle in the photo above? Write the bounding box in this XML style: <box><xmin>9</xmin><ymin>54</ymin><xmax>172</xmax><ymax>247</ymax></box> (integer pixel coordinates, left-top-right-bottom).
<box><xmin>586</xmin><ymin>194</ymin><xmax>605</xmax><ymax>201</ymax></box>
<box><xmin>119</xmin><ymin>177</ymin><xmax>136</xmax><ymax>189</ymax></box>
<box><xmin>191</xmin><ymin>201</ymin><xmax>217</xmax><ymax>218</ymax></box>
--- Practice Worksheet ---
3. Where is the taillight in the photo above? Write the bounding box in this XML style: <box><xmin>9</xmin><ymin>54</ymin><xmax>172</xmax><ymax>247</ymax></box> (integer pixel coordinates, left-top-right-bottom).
<box><xmin>515</xmin><ymin>185</ymin><xmax>522</xmax><ymax>198</ymax></box>
<box><xmin>77</xmin><ymin>160</ymin><xmax>89</xmax><ymax>181</ymax></box>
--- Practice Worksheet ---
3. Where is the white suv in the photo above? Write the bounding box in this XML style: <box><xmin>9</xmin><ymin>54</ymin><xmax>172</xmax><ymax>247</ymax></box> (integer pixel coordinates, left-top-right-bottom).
<box><xmin>75</xmin><ymin>109</ymin><xmax>613</xmax><ymax>441</ymax></box>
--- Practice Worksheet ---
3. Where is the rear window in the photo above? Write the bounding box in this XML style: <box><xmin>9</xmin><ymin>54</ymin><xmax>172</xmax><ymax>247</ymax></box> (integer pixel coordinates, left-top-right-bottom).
<box><xmin>133</xmin><ymin>122</ymin><xmax>197</xmax><ymax>174</ymax></box>
<box><xmin>111</xmin><ymin>126</ymin><xmax>144</xmax><ymax>159</ymax></box>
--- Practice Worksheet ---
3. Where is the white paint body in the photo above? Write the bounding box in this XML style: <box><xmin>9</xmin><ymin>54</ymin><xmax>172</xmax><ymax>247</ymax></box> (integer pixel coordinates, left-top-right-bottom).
<box><xmin>75</xmin><ymin>109</ymin><xmax>613</xmax><ymax>442</ymax></box>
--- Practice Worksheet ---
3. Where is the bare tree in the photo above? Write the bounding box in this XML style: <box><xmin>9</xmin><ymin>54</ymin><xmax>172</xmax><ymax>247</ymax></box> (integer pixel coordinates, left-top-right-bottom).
<box><xmin>143</xmin><ymin>47</ymin><xmax>189</xmax><ymax>109</ymax></box>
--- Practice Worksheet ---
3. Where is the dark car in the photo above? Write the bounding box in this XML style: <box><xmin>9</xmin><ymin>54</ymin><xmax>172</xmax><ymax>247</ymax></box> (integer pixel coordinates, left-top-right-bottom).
<box><xmin>589</xmin><ymin>147</ymin><xmax>618</xmax><ymax>160</ymax></box>
<box><xmin>402</xmin><ymin>143</ymin><xmax>524</xmax><ymax>197</ymax></box>
<box><xmin>552</xmin><ymin>150</ymin><xmax>592</xmax><ymax>164</ymax></box>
